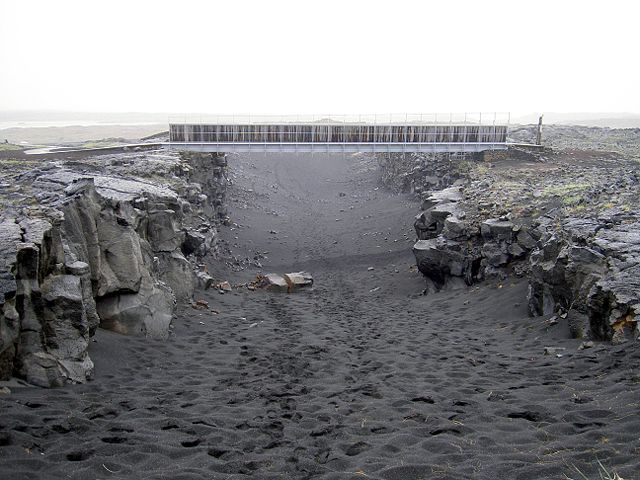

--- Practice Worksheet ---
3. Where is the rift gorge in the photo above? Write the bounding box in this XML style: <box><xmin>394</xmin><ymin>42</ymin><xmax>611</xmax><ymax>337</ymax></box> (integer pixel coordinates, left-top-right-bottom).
<box><xmin>0</xmin><ymin>120</ymin><xmax>639</xmax><ymax>479</ymax></box>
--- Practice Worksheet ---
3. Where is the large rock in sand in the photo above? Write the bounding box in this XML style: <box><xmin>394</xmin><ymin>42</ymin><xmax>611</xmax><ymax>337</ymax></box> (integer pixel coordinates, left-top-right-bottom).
<box><xmin>257</xmin><ymin>272</ymin><xmax>314</xmax><ymax>292</ymax></box>
<box><xmin>413</xmin><ymin>238</ymin><xmax>471</xmax><ymax>288</ymax></box>
<box><xmin>284</xmin><ymin>272</ymin><xmax>314</xmax><ymax>290</ymax></box>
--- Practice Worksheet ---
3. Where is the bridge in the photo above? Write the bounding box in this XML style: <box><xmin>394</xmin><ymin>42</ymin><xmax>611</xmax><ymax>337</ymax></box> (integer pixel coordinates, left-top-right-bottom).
<box><xmin>167</xmin><ymin>113</ymin><xmax>515</xmax><ymax>154</ymax></box>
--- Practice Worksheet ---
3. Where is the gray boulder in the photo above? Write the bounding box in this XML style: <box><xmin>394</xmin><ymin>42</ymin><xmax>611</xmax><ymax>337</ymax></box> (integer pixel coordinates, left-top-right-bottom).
<box><xmin>414</xmin><ymin>187</ymin><xmax>462</xmax><ymax>240</ymax></box>
<box><xmin>442</xmin><ymin>215</ymin><xmax>467</xmax><ymax>239</ymax></box>
<box><xmin>481</xmin><ymin>219</ymin><xmax>515</xmax><ymax>242</ymax></box>
<box><xmin>284</xmin><ymin>272</ymin><xmax>314</xmax><ymax>290</ymax></box>
<box><xmin>421</xmin><ymin>186</ymin><xmax>463</xmax><ymax>210</ymax></box>
<box><xmin>256</xmin><ymin>272</ymin><xmax>314</xmax><ymax>292</ymax></box>
<box><xmin>481</xmin><ymin>242</ymin><xmax>509</xmax><ymax>267</ymax></box>
<box><xmin>413</xmin><ymin>238</ymin><xmax>471</xmax><ymax>288</ymax></box>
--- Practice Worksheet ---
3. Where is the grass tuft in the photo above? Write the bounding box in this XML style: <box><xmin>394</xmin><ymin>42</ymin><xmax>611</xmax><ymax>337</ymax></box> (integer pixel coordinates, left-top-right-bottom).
<box><xmin>565</xmin><ymin>459</ymin><xmax>626</xmax><ymax>480</ymax></box>
<box><xmin>0</xmin><ymin>143</ymin><xmax>23</xmax><ymax>151</ymax></box>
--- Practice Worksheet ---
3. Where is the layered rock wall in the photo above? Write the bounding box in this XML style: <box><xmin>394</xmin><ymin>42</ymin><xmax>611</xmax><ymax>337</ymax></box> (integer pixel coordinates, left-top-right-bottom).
<box><xmin>1</xmin><ymin>218</ymin><xmax>94</xmax><ymax>386</ymax></box>
<box><xmin>0</xmin><ymin>151</ymin><xmax>228</xmax><ymax>386</ymax></box>
<box><xmin>528</xmin><ymin>217</ymin><xmax>639</xmax><ymax>342</ymax></box>
<box><xmin>398</xmin><ymin>144</ymin><xmax>639</xmax><ymax>344</ymax></box>
<box><xmin>412</xmin><ymin>186</ymin><xmax>536</xmax><ymax>289</ymax></box>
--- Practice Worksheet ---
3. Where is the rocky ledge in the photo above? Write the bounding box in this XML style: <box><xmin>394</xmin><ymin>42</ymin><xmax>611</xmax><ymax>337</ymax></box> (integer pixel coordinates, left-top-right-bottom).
<box><xmin>0</xmin><ymin>150</ymin><xmax>228</xmax><ymax>386</ymax></box>
<box><xmin>528</xmin><ymin>216</ymin><xmax>639</xmax><ymax>342</ymax></box>
<box><xmin>382</xmin><ymin>126</ymin><xmax>640</xmax><ymax>343</ymax></box>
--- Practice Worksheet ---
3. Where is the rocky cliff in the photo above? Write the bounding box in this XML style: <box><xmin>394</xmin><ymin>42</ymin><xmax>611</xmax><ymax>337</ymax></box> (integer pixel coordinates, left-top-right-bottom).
<box><xmin>528</xmin><ymin>216</ymin><xmax>639</xmax><ymax>342</ymax></box>
<box><xmin>0</xmin><ymin>217</ymin><xmax>95</xmax><ymax>387</ymax></box>
<box><xmin>0</xmin><ymin>150</ymin><xmax>228</xmax><ymax>386</ymax></box>
<box><xmin>383</xmin><ymin>130</ymin><xmax>639</xmax><ymax>343</ymax></box>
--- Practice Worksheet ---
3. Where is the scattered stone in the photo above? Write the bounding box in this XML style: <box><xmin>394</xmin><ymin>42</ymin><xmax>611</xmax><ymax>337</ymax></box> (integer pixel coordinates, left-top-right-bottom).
<box><xmin>543</xmin><ymin>347</ymin><xmax>566</xmax><ymax>356</ymax></box>
<box><xmin>253</xmin><ymin>272</ymin><xmax>314</xmax><ymax>293</ymax></box>
<box><xmin>192</xmin><ymin>300</ymin><xmax>209</xmax><ymax>310</ymax></box>
<box><xmin>195</xmin><ymin>270</ymin><xmax>214</xmax><ymax>290</ymax></box>
<box><xmin>257</xmin><ymin>273</ymin><xmax>290</xmax><ymax>292</ymax></box>
<box><xmin>284</xmin><ymin>272</ymin><xmax>314</xmax><ymax>290</ymax></box>
<box><xmin>578</xmin><ymin>341</ymin><xmax>594</xmax><ymax>350</ymax></box>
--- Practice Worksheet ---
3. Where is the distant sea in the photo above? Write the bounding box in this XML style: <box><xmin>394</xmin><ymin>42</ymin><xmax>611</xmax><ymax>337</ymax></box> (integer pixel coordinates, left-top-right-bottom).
<box><xmin>0</xmin><ymin>121</ymin><xmax>163</xmax><ymax>130</ymax></box>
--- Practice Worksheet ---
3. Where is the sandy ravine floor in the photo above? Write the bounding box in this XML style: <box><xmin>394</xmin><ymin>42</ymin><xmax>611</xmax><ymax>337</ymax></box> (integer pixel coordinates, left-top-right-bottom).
<box><xmin>1</xmin><ymin>153</ymin><xmax>639</xmax><ymax>480</ymax></box>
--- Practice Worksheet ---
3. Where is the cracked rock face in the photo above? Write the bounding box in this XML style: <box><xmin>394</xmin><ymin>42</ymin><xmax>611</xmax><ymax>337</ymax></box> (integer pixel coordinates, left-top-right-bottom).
<box><xmin>0</xmin><ymin>221</ymin><xmax>24</xmax><ymax>380</ymax></box>
<box><xmin>389</xmin><ymin>140</ymin><xmax>639</xmax><ymax>345</ymax></box>
<box><xmin>412</xmin><ymin>185</ymin><xmax>532</xmax><ymax>290</ymax></box>
<box><xmin>59</xmin><ymin>177</ymin><xmax>177</xmax><ymax>340</ymax></box>
<box><xmin>1</xmin><ymin>219</ymin><xmax>94</xmax><ymax>386</ymax></box>
<box><xmin>527</xmin><ymin>219</ymin><xmax>640</xmax><ymax>342</ymax></box>
<box><xmin>0</xmin><ymin>151</ymin><xmax>229</xmax><ymax>386</ymax></box>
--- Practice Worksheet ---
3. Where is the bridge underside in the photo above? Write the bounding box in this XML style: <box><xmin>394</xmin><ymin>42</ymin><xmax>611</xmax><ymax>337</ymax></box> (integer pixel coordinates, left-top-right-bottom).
<box><xmin>167</xmin><ymin>142</ymin><xmax>508</xmax><ymax>153</ymax></box>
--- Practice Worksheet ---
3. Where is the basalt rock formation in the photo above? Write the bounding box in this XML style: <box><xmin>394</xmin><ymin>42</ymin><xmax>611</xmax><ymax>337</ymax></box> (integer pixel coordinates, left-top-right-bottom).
<box><xmin>0</xmin><ymin>217</ymin><xmax>95</xmax><ymax>387</ymax></box>
<box><xmin>412</xmin><ymin>186</ymin><xmax>536</xmax><ymax>289</ymax></box>
<box><xmin>387</xmin><ymin>129</ymin><xmax>640</xmax><ymax>343</ymax></box>
<box><xmin>0</xmin><ymin>150</ymin><xmax>228</xmax><ymax>386</ymax></box>
<box><xmin>528</xmin><ymin>216</ymin><xmax>640</xmax><ymax>342</ymax></box>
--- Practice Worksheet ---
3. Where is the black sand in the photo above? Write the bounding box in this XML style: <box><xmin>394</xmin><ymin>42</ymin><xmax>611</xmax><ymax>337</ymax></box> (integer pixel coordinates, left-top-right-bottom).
<box><xmin>1</xmin><ymin>153</ymin><xmax>639</xmax><ymax>479</ymax></box>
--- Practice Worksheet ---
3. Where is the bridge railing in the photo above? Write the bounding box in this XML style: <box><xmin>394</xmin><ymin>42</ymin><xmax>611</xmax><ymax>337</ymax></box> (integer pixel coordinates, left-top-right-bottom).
<box><xmin>167</xmin><ymin>112</ymin><xmax>510</xmax><ymax>127</ymax></box>
<box><xmin>169</xmin><ymin>114</ymin><xmax>509</xmax><ymax>144</ymax></box>
<box><xmin>169</xmin><ymin>123</ymin><xmax>508</xmax><ymax>144</ymax></box>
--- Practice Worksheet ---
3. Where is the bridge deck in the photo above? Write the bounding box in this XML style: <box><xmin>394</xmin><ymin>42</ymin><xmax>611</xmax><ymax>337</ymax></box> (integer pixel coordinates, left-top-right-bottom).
<box><xmin>169</xmin><ymin>122</ymin><xmax>509</xmax><ymax>153</ymax></box>
<box><xmin>167</xmin><ymin>141</ymin><xmax>508</xmax><ymax>153</ymax></box>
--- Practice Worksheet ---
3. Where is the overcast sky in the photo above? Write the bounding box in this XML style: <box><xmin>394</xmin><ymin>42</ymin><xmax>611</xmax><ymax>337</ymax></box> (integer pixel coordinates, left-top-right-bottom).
<box><xmin>1</xmin><ymin>0</ymin><xmax>638</xmax><ymax>116</ymax></box>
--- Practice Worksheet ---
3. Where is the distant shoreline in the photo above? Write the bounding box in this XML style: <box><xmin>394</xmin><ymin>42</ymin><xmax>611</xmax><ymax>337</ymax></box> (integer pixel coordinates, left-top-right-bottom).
<box><xmin>0</xmin><ymin>121</ymin><xmax>166</xmax><ymax>130</ymax></box>
<box><xmin>0</xmin><ymin>123</ymin><xmax>168</xmax><ymax>145</ymax></box>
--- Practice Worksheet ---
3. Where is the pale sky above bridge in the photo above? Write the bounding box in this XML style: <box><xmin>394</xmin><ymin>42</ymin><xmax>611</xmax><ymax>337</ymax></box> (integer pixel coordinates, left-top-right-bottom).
<box><xmin>1</xmin><ymin>0</ymin><xmax>638</xmax><ymax>116</ymax></box>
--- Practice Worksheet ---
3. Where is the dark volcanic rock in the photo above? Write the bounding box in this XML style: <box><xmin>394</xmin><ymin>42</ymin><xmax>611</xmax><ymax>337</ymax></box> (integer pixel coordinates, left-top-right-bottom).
<box><xmin>528</xmin><ymin>219</ymin><xmax>640</xmax><ymax>342</ymax></box>
<box><xmin>0</xmin><ymin>220</ymin><xmax>22</xmax><ymax>380</ymax></box>
<box><xmin>0</xmin><ymin>150</ymin><xmax>229</xmax><ymax>386</ymax></box>
<box><xmin>413</xmin><ymin>238</ymin><xmax>476</xmax><ymax>288</ymax></box>
<box><xmin>5</xmin><ymin>219</ymin><xmax>95</xmax><ymax>387</ymax></box>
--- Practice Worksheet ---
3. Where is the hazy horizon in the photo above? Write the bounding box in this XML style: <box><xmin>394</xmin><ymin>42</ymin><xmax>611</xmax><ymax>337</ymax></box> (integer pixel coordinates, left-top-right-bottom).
<box><xmin>3</xmin><ymin>110</ymin><xmax>640</xmax><ymax>130</ymax></box>
<box><xmin>2</xmin><ymin>0</ymin><xmax>639</xmax><ymax>116</ymax></box>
